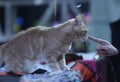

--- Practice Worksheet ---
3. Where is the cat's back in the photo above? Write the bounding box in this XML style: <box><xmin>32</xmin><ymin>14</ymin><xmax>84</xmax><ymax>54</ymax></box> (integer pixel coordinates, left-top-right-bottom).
<box><xmin>0</xmin><ymin>26</ymin><xmax>49</xmax><ymax>51</ymax></box>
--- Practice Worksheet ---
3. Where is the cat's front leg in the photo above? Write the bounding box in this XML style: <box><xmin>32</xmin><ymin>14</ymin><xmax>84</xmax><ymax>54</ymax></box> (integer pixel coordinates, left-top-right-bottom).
<box><xmin>58</xmin><ymin>55</ymin><xmax>70</xmax><ymax>70</ymax></box>
<box><xmin>47</xmin><ymin>56</ymin><xmax>61</xmax><ymax>72</ymax></box>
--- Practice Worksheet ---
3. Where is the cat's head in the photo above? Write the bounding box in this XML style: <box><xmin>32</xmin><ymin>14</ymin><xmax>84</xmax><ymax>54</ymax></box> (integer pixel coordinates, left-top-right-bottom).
<box><xmin>73</xmin><ymin>14</ymin><xmax>88</xmax><ymax>42</ymax></box>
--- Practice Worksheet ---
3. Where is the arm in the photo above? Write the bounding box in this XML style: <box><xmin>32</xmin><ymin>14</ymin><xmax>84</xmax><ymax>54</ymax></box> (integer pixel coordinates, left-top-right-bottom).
<box><xmin>88</xmin><ymin>35</ymin><xmax>120</xmax><ymax>80</ymax></box>
<box><xmin>88</xmin><ymin>35</ymin><xmax>118</xmax><ymax>56</ymax></box>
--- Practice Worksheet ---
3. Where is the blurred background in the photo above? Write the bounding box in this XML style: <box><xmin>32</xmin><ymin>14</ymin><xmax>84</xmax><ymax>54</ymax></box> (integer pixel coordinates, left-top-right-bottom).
<box><xmin>0</xmin><ymin>0</ymin><xmax>120</xmax><ymax>52</ymax></box>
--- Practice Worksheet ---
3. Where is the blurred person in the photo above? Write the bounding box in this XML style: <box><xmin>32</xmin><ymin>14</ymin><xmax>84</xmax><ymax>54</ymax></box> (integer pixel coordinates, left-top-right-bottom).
<box><xmin>88</xmin><ymin>35</ymin><xmax>120</xmax><ymax>82</ymax></box>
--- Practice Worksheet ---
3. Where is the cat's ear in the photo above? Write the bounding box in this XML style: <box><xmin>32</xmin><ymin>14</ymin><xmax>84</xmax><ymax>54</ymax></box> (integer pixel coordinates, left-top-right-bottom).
<box><xmin>75</xmin><ymin>14</ymin><xmax>84</xmax><ymax>25</ymax></box>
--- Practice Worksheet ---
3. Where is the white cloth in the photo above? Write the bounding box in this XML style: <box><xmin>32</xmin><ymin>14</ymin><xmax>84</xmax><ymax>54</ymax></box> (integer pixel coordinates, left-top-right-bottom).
<box><xmin>20</xmin><ymin>70</ymin><xmax>82</xmax><ymax>82</ymax></box>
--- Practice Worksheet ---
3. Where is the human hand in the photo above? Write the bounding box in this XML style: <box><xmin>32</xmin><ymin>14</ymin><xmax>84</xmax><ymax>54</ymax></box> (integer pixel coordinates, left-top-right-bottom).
<box><xmin>88</xmin><ymin>35</ymin><xmax>118</xmax><ymax>56</ymax></box>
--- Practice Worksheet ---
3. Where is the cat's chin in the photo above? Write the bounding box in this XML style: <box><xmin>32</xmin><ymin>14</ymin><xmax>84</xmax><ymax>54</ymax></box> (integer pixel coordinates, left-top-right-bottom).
<box><xmin>80</xmin><ymin>36</ymin><xmax>87</xmax><ymax>42</ymax></box>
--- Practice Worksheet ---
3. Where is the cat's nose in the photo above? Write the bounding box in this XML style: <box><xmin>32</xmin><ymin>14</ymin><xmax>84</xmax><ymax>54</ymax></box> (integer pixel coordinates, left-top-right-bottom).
<box><xmin>80</xmin><ymin>31</ymin><xmax>88</xmax><ymax>42</ymax></box>
<box><xmin>81</xmin><ymin>30</ymin><xmax>87</xmax><ymax>36</ymax></box>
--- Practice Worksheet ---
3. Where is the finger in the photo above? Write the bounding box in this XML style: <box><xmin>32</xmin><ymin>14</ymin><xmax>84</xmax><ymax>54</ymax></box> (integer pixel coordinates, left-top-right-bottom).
<box><xmin>97</xmin><ymin>50</ymin><xmax>108</xmax><ymax>55</ymax></box>
<box><xmin>88</xmin><ymin>35</ymin><xmax>107</xmax><ymax>44</ymax></box>
<box><xmin>96</xmin><ymin>45</ymin><xmax>107</xmax><ymax>51</ymax></box>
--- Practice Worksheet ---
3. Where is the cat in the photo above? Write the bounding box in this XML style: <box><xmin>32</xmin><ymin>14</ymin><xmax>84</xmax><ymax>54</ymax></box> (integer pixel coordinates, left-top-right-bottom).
<box><xmin>0</xmin><ymin>14</ymin><xmax>88</xmax><ymax>73</ymax></box>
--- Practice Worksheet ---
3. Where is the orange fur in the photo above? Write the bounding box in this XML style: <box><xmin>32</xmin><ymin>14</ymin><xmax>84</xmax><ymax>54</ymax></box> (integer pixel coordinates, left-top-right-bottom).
<box><xmin>0</xmin><ymin>14</ymin><xmax>88</xmax><ymax>73</ymax></box>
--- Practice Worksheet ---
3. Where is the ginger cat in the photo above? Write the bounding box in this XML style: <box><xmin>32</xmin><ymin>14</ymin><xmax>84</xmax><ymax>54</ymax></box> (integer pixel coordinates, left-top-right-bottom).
<box><xmin>0</xmin><ymin>14</ymin><xmax>88</xmax><ymax>73</ymax></box>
